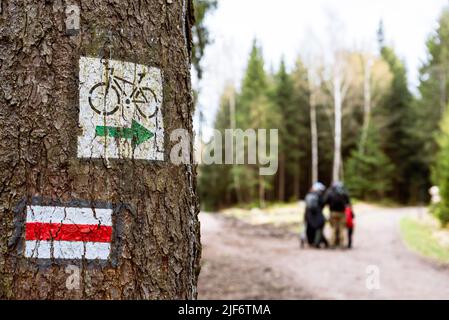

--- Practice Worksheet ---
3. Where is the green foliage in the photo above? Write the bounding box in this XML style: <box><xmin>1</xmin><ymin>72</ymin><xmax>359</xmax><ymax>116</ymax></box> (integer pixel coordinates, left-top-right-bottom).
<box><xmin>238</xmin><ymin>40</ymin><xmax>268</xmax><ymax>128</ymax></box>
<box><xmin>432</xmin><ymin>107</ymin><xmax>449</xmax><ymax>225</ymax></box>
<box><xmin>199</xmin><ymin>40</ymin><xmax>311</xmax><ymax>208</ymax></box>
<box><xmin>198</xmin><ymin>8</ymin><xmax>449</xmax><ymax>210</ymax></box>
<box><xmin>198</xmin><ymin>163</ymin><xmax>231</xmax><ymax>211</ymax></box>
<box><xmin>414</xmin><ymin>8</ymin><xmax>449</xmax><ymax>201</ymax></box>
<box><xmin>192</xmin><ymin>0</ymin><xmax>218</xmax><ymax>80</ymax></box>
<box><xmin>378</xmin><ymin>46</ymin><xmax>416</xmax><ymax>203</ymax></box>
<box><xmin>273</xmin><ymin>58</ymin><xmax>309</xmax><ymax>200</ymax></box>
<box><xmin>199</xmin><ymin>41</ymin><xmax>274</xmax><ymax>208</ymax></box>
<box><xmin>345</xmin><ymin>124</ymin><xmax>395</xmax><ymax>200</ymax></box>
<box><xmin>198</xmin><ymin>88</ymin><xmax>232</xmax><ymax>210</ymax></box>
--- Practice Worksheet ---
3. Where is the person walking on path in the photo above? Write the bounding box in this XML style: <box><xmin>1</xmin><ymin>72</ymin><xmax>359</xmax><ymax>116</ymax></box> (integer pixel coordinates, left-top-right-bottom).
<box><xmin>303</xmin><ymin>182</ymin><xmax>329</xmax><ymax>248</ymax></box>
<box><xmin>324</xmin><ymin>182</ymin><xmax>351</xmax><ymax>249</ymax></box>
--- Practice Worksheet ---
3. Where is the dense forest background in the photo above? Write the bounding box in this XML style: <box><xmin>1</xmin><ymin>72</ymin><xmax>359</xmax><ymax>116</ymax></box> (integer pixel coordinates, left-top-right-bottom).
<box><xmin>196</xmin><ymin>6</ymin><xmax>449</xmax><ymax>225</ymax></box>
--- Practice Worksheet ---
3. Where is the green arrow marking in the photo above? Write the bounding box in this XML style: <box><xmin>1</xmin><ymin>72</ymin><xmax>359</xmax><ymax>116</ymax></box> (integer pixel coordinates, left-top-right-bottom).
<box><xmin>96</xmin><ymin>120</ymin><xmax>154</xmax><ymax>146</ymax></box>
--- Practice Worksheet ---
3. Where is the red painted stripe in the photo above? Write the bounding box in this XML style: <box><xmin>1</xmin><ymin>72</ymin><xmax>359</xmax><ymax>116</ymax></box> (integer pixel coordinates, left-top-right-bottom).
<box><xmin>25</xmin><ymin>222</ymin><xmax>112</xmax><ymax>243</ymax></box>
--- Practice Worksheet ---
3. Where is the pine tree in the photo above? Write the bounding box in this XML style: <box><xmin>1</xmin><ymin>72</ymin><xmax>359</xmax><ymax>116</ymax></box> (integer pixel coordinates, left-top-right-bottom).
<box><xmin>198</xmin><ymin>87</ymin><xmax>233</xmax><ymax>209</ymax></box>
<box><xmin>273</xmin><ymin>58</ymin><xmax>294</xmax><ymax>201</ymax></box>
<box><xmin>432</xmin><ymin>106</ymin><xmax>449</xmax><ymax>225</ymax></box>
<box><xmin>289</xmin><ymin>58</ymin><xmax>311</xmax><ymax>199</ymax></box>
<box><xmin>239</xmin><ymin>40</ymin><xmax>268</xmax><ymax>128</ymax></box>
<box><xmin>415</xmin><ymin>8</ymin><xmax>449</xmax><ymax>202</ymax></box>
<box><xmin>236</xmin><ymin>40</ymin><xmax>270</xmax><ymax>206</ymax></box>
<box><xmin>345</xmin><ymin>124</ymin><xmax>395</xmax><ymax>200</ymax></box>
<box><xmin>379</xmin><ymin>45</ymin><xmax>415</xmax><ymax>202</ymax></box>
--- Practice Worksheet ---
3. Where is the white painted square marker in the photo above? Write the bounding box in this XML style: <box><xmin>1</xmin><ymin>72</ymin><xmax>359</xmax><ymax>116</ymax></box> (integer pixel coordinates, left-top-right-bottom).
<box><xmin>77</xmin><ymin>56</ymin><xmax>164</xmax><ymax>160</ymax></box>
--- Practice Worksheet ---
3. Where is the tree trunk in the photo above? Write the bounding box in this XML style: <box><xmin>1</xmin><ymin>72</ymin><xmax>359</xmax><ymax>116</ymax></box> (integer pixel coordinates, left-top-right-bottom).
<box><xmin>278</xmin><ymin>153</ymin><xmax>285</xmax><ymax>202</ymax></box>
<box><xmin>310</xmin><ymin>90</ymin><xmax>319</xmax><ymax>184</ymax></box>
<box><xmin>360</xmin><ymin>57</ymin><xmax>372</xmax><ymax>154</ymax></box>
<box><xmin>259</xmin><ymin>175</ymin><xmax>265</xmax><ymax>209</ymax></box>
<box><xmin>332</xmin><ymin>73</ymin><xmax>343</xmax><ymax>183</ymax></box>
<box><xmin>0</xmin><ymin>0</ymin><xmax>200</xmax><ymax>299</ymax></box>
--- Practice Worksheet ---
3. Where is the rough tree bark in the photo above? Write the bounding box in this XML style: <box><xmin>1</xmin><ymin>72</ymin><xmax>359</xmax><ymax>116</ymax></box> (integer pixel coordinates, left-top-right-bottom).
<box><xmin>0</xmin><ymin>0</ymin><xmax>201</xmax><ymax>299</ymax></box>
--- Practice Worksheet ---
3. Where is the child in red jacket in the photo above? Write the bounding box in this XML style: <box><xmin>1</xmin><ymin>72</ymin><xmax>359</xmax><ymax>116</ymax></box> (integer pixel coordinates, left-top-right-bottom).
<box><xmin>345</xmin><ymin>206</ymin><xmax>355</xmax><ymax>249</ymax></box>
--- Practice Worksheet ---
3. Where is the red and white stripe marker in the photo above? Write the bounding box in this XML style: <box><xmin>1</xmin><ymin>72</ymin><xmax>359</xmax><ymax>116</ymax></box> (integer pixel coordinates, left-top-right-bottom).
<box><xmin>25</xmin><ymin>205</ymin><xmax>113</xmax><ymax>260</ymax></box>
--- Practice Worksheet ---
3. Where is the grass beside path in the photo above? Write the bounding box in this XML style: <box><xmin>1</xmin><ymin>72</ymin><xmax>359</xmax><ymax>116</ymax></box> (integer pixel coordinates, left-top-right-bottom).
<box><xmin>217</xmin><ymin>201</ymin><xmax>393</xmax><ymax>234</ymax></box>
<box><xmin>220</xmin><ymin>202</ymin><xmax>304</xmax><ymax>233</ymax></box>
<box><xmin>400</xmin><ymin>216</ymin><xmax>449</xmax><ymax>264</ymax></box>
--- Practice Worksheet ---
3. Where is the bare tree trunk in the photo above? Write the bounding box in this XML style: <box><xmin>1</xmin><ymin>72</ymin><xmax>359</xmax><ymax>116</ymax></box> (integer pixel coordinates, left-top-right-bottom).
<box><xmin>278</xmin><ymin>153</ymin><xmax>285</xmax><ymax>201</ymax></box>
<box><xmin>0</xmin><ymin>0</ymin><xmax>200</xmax><ymax>299</ymax></box>
<box><xmin>259</xmin><ymin>175</ymin><xmax>265</xmax><ymax>208</ymax></box>
<box><xmin>332</xmin><ymin>73</ymin><xmax>343</xmax><ymax>183</ymax></box>
<box><xmin>310</xmin><ymin>90</ymin><xmax>319</xmax><ymax>184</ymax></box>
<box><xmin>360</xmin><ymin>57</ymin><xmax>372</xmax><ymax>154</ymax></box>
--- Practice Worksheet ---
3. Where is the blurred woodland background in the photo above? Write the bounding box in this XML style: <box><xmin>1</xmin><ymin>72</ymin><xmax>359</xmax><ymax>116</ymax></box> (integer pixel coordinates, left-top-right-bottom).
<box><xmin>194</xmin><ymin>2</ymin><xmax>449</xmax><ymax>227</ymax></box>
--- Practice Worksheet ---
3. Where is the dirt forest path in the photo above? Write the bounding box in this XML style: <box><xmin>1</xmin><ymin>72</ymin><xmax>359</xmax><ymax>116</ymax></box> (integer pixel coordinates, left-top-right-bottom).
<box><xmin>197</xmin><ymin>205</ymin><xmax>449</xmax><ymax>299</ymax></box>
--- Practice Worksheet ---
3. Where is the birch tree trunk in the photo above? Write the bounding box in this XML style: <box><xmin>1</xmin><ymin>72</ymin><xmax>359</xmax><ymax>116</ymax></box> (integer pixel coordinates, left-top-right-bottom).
<box><xmin>360</xmin><ymin>57</ymin><xmax>372</xmax><ymax>154</ymax></box>
<box><xmin>310</xmin><ymin>89</ymin><xmax>319</xmax><ymax>184</ymax></box>
<box><xmin>332</xmin><ymin>73</ymin><xmax>343</xmax><ymax>183</ymax></box>
<box><xmin>0</xmin><ymin>0</ymin><xmax>200</xmax><ymax>299</ymax></box>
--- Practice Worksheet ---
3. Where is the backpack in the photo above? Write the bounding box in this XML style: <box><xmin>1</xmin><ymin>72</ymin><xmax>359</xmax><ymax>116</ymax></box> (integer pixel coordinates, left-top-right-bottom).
<box><xmin>305</xmin><ymin>192</ymin><xmax>325</xmax><ymax>228</ymax></box>
<box><xmin>330</xmin><ymin>186</ymin><xmax>348</xmax><ymax>210</ymax></box>
<box><xmin>305</xmin><ymin>192</ymin><xmax>321</xmax><ymax>214</ymax></box>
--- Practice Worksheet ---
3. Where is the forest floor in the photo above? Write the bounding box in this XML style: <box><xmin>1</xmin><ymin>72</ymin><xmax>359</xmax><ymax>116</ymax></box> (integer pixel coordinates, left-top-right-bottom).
<box><xmin>197</xmin><ymin>204</ymin><xmax>449</xmax><ymax>299</ymax></box>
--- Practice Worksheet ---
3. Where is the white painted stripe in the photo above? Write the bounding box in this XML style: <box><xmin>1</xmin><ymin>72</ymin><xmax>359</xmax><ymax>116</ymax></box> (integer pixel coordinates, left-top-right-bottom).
<box><xmin>25</xmin><ymin>240</ymin><xmax>51</xmax><ymax>259</ymax></box>
<box><xmin>26</xmin><ymin>206</ymin><xmax>112</xmax><ymax>226</ymax></box>
<box><xmin>25</xmin><ymin>240</ymin><xmax>111</xmax><ymax>260</ymax></box>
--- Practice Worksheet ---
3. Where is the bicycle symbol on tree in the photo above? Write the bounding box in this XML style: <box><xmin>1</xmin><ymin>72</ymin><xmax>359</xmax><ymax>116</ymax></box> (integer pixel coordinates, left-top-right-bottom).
<box><xmin>88</xmin><ymin>63</ymin><xmax>159</xmax><ymax>119</ymax></box>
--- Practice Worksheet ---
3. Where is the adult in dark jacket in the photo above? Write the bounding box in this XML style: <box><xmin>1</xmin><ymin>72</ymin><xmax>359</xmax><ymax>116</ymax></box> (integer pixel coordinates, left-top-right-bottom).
<box><xmin>324</xmin><ymin>182</ymin><xmax>351</xmax><ymax>248</ymax></box>
<box><xmin>303</xmin><ymin>182</ymin><xmax>328</xmax><ymax>248</ymax></box>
